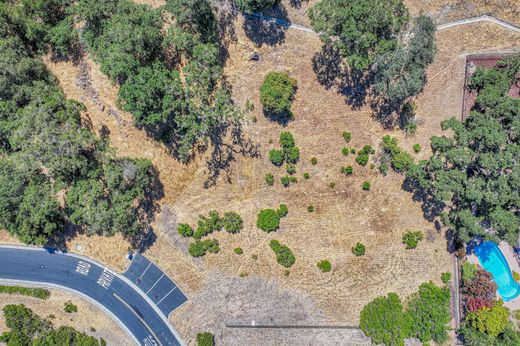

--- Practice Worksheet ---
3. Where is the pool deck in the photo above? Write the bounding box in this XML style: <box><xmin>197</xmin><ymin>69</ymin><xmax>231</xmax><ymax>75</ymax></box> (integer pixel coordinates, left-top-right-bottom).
<box><xmin>467</xmin><ymin>241</ymin><xmax>520</xmax><ymax>309</ymax></box>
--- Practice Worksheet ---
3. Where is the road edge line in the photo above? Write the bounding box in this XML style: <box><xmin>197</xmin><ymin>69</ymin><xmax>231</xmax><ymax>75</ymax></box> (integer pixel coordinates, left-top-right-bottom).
<box><xmin>0</xmin><ymin>245</ymin><xmax>186</xmax><ymax>346</ymax></box>
<box><xmin>0</xmin><ymin>278</ymin><xmax>139</xmax><ymax>346</ymax></box>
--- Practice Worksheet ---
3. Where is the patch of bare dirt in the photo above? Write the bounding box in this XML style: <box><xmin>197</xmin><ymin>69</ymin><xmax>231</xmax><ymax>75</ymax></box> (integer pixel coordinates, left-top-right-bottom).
<box><xmin>0</xmin><ymin>289</ymin><xmax>131</xmax><ymax>345</ymax></box>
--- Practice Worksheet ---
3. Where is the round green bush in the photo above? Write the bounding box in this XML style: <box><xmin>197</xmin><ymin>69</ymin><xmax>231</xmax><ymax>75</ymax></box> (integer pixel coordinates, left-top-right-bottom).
<box><xmin>342</xmin><ymin>147</ymin><xmax>349</xmax><ymax>156</ymax></box>
<box><xmin>280</xmin><ymin>176</ymin><xmax>290</xmax><ymax>187</ymax></box>
<box><xmin>178</xmin><ymin>223</ymin><xmax>193</xmax><ymax>237</ymax></box>
<box><xmin>303</xmin><ymin>172</ymin><xmax>310</xmax><ymax>179</ymax></box>
<box><xmin>286</xmin><ymin>163</ymin><xmax>296</xmax><ymax>175</ymax></box>
<box><xmin>391</xmin><ymin>151</ymin><xmax>414</xmax><ymax>172</ymax></box>
<box><xmin>189</xmin><ymin>240</ymin><xmax>206</xmax><ymax>257</ymax></box>
<box><xmin>196</xmin><ymin>331</ymin><xmax>214</xmax><ymax>346</ymax></box>
<box><xmin>279</xmin><ymin>131</ymin><xmax>295</xmax><ymax>149</ymax></box>
<box><xmin>441</xmin><ymin>272</ymin><xmax>451</xmax><ymax>283</ymax></box>
<box><xmin>222</xmin><ymin>211</ymin><xmax>243</xmax><ymax>233</ymax></box>
<box><xmin>269</xmin><ymin>149</ymin><xmax>284</xmax><ymax>166</ymax></box>
<box><xmin>342</xmin><ymin>131</ymin><xmax>352</xmax><ymax>143</ymax></box>
<box><xmin>285</xmin><ymin>146</ymin><xmax>300</xmax><ymax>163</ymax></box>
<box><xmin>307</xmin><ymin>205</ymin><xmax>314</xmax><ymax>213</ymax></box>
<box><xmin>311</xmin><ymin>157</ymin><xmax>318</xmax><ymax>165</ymax></box>
<box><xmin>317</xmin><ymin>260</ymin><xmax>331</xmax><ymax>272</ymax></box>
<box><xmin>362</xmin><ymin>181</ymin><xmax>371</xmax><ymax>190</ymax></box>
<box><xmin>352</xmin><ymin>242</ymin><xmax>366</xmax><ymax>256</ymax></box>
<box><xmin>341</xmin><ymin>165</ymin><xmax>353</xmax><ymax>175</ymax></box>
<box><xmin>257</xmin><ymin>209</ymin><xmax>280</xmax><ymax>232</ymax></box>
<box><xmin>234</xmin><ymin>247</ymin><xmax>243</xmax><ymax>255</ymax></box>
<box><xmin>260</xmin><ymin>71</ymin><xmax>297</xmax><ymax>114</ymax></box>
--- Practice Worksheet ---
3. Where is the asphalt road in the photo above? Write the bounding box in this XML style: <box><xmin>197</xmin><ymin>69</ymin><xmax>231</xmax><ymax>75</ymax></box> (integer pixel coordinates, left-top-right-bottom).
<box><xmin>0</xmin><ymin>246</ymin><xmax>183</xmax><ymax>346</ymax></box>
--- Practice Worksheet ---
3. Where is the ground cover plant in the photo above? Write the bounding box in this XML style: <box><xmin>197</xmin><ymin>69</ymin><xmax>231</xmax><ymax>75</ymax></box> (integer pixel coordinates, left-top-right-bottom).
<box><xmin>0</xmin><ymin>285</ymin><xmax>49</xmax><ymax>300</ymax></box>
<box><xmin>196</xmin><ymin>331</ymin><xmax>214</xmax><ymax>346</ymax></box>
<box><xmin>407</xmin><ymin>54</ymin><xmax>520</xmax><ymax>244</ymax></box>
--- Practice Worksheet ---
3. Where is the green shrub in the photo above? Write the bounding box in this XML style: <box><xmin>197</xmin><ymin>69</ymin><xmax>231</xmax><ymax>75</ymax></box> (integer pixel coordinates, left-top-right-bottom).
<box><xmin>413</xmin><ymin>143</ymin><xmax>421</xmax><ymax>153</ymax></box>
<box><xmin>513</xmin><ymin>271</ymin><xmax>520</xmax><ymax>282</ymax></box>
<box><xmin>361</xmin><ymin>181</ymin><xmax>371</xmax><ymax>190</ymax></box>
<box><xmin>203</xmin><ymin>239</ymin><xmax>220</xmax><ymax>254</ymax></box>
<box><xmin>360</xmin><ymin>293</ymin><xmax>411</xmax><ymax>346</ymax></box>
<box><xmin>392</xmin><ymin>151</ymin><xmax>414</xmax><ymax>172</ymax></box>
<box><xmin>307</xmin><ymin>205</ymin><xmax>314</xmax><ymax>213</ymax></box>
<box><xmin>311</xmin><ymin>157</ymin><xmax>318</xmax><ymax>165</ymax></box>
<box><xmin>341</xmin><ymin>165</ymin><xmax>353</xmax><ymax>175</ymax></box>
<box><xmin>0</xmin><ymin>285</ymin><xmax>50</xmax><ymax>300</ymax></box>
<box><xmin>289</xmin><ymin>176</ymin><xmax>297</xmax><ymax>183</ymax></box>
<box><xmin>351</xmin><ymin>148</ymin><xmax>356</xmax><ymax>154</ymax></box>
<box><xmin>281</xmin><ymin>176</ymin><xmax>291</xmax><ymax>187</ymax></box>
<box><xmin>277</xmin><ymin>204</ymin><xmax>288</xmax><ymax>217</ymax></box>
<box><xmin>189</xmin><ymin>240</ymin><xmax>207</xmax><ymax>257</ymax></box>
<box><xmin>259</xmin><ymin>71</ymin><xmax>297</xmax><ymax>115</ymax></box>
<box><xmin>239</xmin><ymin>271</ymin><xmax>248</xmax><ymax>277</ymax></box>
<box><xmin>222</xmin><ymin>212</ymin><xmax>243</xmax><ymax>233</ymax></box>
<box><xmin>265</xmin><ymin>173</ymin><xmax>274</xmax><ymax>185</ymax></box>
<box><xmin>257</xmin><ymin>209</ymin><xmax>280</xmax><ymax>232</ymax></box>
<box><xmin>286</xmin><ymin>164</ymin><xmax>296</xmax><ymax>175</ymax></box>
<box><xmin>317</xmin><ymin>260</ymin><xmax>331</xmax><ymax>272</ymax></box>
<box><xmin>279</xmin><ymin>132</ymin><xmax>295</xmax><ymax>149</ymax></box>
<box><xmin>269</xmin><ymin>149</ymin><xmax>284</xmax><ymax>166</ymax></box>
<box><xmin>251</xmin><ymin>254</ymin><xmax>258</xmax><ymax>260</ymax></box>
<box><xmin>329</xmin><ymin>182</ymin><xmax>336</xmax><ymax>188</ymax></box>
<box><xmin>341</xmin><ymin>147</ymin><xmax>349</xmax><ymax>156</ymax></box>
<box><xmin>303</xmin><ymin>172</ymin><xmax>310</xmax><ymax>179</ymax></box>
<box><xmin>269</xmin><ymin>240</ymin><xmax>296</xmax><ymax>268</ymax></box>
<box><xmin>194</xmin><ymin>211</ymin><xmax>222</xmax><ymax>239</ymax></box>
<box><xmin>285</xmin><ymin>146</ymin><xmax>300</xmax><ymax>163</ymax></box>
<box><xmin>234</xmin><ymin>247</ymin><xmax>243</xmax><ymax>255</ymax></box>
<box><xmin>356</xmin><ymin>152</ymin><xmax>369</xmax><ymax>166</ymax></box>
<box><xmin>462</xmin><ymin>262</ymin><xmax>478</xmax><ymax>282</ymax></box>
<box><xmin>177</xmin><ymin>223</ymin><xmax>193</xmax><ymax>237</ymax></box>
<box><xmin>196</xmin><ymin>331</ymin><xmax>215</xmax><ymax>346</ymax></box>
<box><xmin>402</xmin><ymin>231</ymin><xmax>424</xmax><ymax>249</ymax></box>
<box><xmin>343</xmin><ymin>131</ymin><xmax>352</xmax><ymax>143</ymax></box>
<box><xmin>441</xmin><ymin>272</ymin><xmax>451</xmax><ymax>283</ymax></box>
<box><xmin>352</xmin><ymin>242</ymin><xmax>366</xmax><ymax>256</ymax></box>
<box><xmin>64</xmin><ymin>301</ymin><xmax>78</xmax><ymax>313</ymax></box>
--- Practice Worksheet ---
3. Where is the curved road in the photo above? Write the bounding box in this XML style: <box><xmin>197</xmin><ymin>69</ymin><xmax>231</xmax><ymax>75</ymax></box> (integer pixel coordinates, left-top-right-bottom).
<box><xmin>0</xmin><ymin>246</ymin><xmax>184</xmax><ymax>346</ymax></box>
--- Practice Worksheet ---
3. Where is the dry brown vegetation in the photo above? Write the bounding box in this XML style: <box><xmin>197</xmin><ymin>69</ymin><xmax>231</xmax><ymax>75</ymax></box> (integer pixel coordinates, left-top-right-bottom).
<box><xmin>1</xmin><ymin>1</ymin><xmax>519</xmax><ymax>345</ymax></box>
<box><xmin>0</xmin><ymin>289</ymin><xmax>132</xmax><ymax>345</ymax></box>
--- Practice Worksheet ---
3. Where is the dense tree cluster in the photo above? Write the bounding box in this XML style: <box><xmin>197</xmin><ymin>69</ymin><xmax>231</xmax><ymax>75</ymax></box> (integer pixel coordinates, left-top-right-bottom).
<box><xmin>407</xmin><ymin>56</ymin><xmax>520</xmax><ymax>243</ymax></box>
<box><xmin>0</xmin><ymin>32</ymin><xmax>156</xmax><ymax>245</ymax></box>
<box><xmin>0</xmin><ymin>304</ymin><xmax>103</xmax><ymax>346</ymax></box>
<box><xmin>360</xmin><ymin>282</ymin><xmax>450</xmax><ymax>345</ymax></box>
<box><xmin>309</xmin><ymin>0</ymin><xmax>409</xmax><ymax>71</ymax></box>
<box><xmin>75</xmin><ymin>0</ymin><xmax>239</xmax><ymax>162</ymax></box>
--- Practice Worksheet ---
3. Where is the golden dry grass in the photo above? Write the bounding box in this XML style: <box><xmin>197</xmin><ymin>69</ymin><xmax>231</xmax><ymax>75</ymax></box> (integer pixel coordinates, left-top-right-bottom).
<box><xmin>0</xmin><ymin>289</ymin><xmax>132</xmax><ymax>345</ymax></box>
<box><xmin>1</xmin><ymin>1</ymin><xmax>518</xmax><ymax>344</ymax></box>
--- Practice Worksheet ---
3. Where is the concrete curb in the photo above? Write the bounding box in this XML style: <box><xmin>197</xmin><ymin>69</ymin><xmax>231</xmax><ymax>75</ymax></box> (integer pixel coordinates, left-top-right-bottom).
<box><xmin>0</xmin><ymin>245</ymin><xmax>186</xmax><ymax>346</ymax></box>
<box><xmin>0</xmin><ymin>278</ymin><xmax>139</xmax><ymax>346</ymax></box>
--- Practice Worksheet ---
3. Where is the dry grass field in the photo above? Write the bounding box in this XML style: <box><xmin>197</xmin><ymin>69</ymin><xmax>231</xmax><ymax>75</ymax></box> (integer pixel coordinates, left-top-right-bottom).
<box><xmin>1</xmin><ymin>1</ymin><xmax>519</xmax><ymax>345</ymax></box>
<box><xmin>0</xmin><ymin>289</ymin><xmax>132</xmax><ymax>345</ymax></box>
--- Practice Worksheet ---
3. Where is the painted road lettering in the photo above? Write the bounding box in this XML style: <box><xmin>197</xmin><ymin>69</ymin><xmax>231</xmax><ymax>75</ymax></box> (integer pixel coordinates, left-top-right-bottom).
<box><xmin>75</xmin><ymin>261</ymin><xmax>91</xmax><ymax>276</ymax></box>
<box><xmin>143</xmin><ymin>336</ymin><xmax>158</xmax><ymax>346</ymax></box>
<box><xmin>97</xmin><ymin>268</ymin><xmax>115</xmax><ymax>289</ymax></box>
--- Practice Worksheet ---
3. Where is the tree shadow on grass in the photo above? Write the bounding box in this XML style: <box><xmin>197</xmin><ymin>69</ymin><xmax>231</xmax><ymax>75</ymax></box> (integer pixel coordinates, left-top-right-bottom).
<box><xmin>242</xmin><ymin>5</ymin><xmax>289</xmax><ymax>47</ymax></box>
<box><xmin>401</xmin><ymin>177</ymin><xmax>445</xmax><ymax>223</ymax></box>
<box><xmin>311</xmin><ymin>44</ymin><xmax>372</xmax><ymax>110</ymax></box>
<box><xmin>200</xmin><ymin>119</ymin><xmax>261</xmax><ymax>188</ymax></box>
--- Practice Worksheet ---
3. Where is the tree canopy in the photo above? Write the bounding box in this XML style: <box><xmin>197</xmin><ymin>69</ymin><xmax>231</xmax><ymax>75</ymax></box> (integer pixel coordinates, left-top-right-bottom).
<box><xmin>309</xmin><ymin>0</ymin><xmax>409</xmax><ymax>70</ymax></box>
<box><xmin>0</xmin><ymin>16</ymin><xmax>157</xmax><ymax>245</ymax></box>
<box><xmin>407</xmin><ymin>55</ymin><xmax>520</xmax><ymax>243</ymax></box>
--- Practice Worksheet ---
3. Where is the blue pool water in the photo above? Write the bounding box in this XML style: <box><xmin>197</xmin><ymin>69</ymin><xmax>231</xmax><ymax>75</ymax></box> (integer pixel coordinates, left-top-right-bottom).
<box><xmin>474</xmin><ymin>241</ymin><xmax>520</xmax><ymax>302</ymax></box>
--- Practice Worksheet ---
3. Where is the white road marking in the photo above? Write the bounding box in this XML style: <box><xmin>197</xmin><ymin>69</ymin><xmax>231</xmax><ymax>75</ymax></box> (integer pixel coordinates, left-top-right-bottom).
<box><xmin>146</xmin><ymin>274</ymin><xmax>164</xmax><ymax>294</ymax></box>
<box><xmin>156</xmin><ymin>286</ymin><xmax>177</xmax><ymax>305</ymax></box>
<box><xmin>97</xmin><ymin>268</ymin><xmax>115</xmax><ymax>289</ymax></box>
<box><xmin>138</xmin><ymin>262</ymin><xmax>152</xmax><ymax>280</ymax></box>
<box><xmin>75</xmin><ymin>261</ymin><xmax>91</xmax><ymax>276</ymax></box>
<box><xmin>143</xmin><ymin>336</ymin><xmax>158</xmax><ymax>346</ymax></box>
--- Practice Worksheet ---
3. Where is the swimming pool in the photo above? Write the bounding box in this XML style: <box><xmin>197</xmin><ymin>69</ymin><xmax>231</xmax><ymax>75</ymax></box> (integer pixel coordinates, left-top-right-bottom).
<box><xmin>474</xmin><ymin>241</ymin><xmax>520</xmax><ymax>302</ymax></box>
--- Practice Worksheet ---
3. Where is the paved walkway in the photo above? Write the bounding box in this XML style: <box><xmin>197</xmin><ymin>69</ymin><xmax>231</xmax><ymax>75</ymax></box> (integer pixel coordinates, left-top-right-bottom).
<box><xmin>244</xmin><ymin>12</ymin><xmax>520</xmax><ymax>35</ymax></box>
